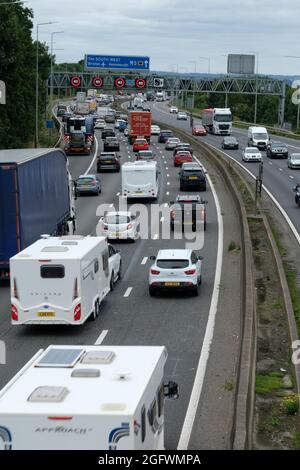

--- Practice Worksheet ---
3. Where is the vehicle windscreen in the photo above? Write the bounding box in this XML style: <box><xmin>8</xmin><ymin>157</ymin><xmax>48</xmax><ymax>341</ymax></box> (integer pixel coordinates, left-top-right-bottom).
<box><xmin>291</xmin><ymin>153</ymin><xmax>300</xmax><ymax>159</ymax></box>
<box><xmin>253</xmin><ymin>133</ymin><xmax>268</xmax><ymax>140</ymax></box>
<box><xmin>214</xmin><ymin>114</ymin><xmax>232</xmax><ymax>122</ymax></box>
<box><xmin>157</xmin><ymin>260</ymin><xmax>189</xmax><ymax>269</ymax></box>
<box><xmin>100</xmin><ymin>155</ymin><xmax>116</xmax><ymax>161</ymax></box>
<box><xmin>105</xmin><ymin>215</ymin><xmax>130</xmax><ymax>224</ymax></box>
<box><xmin>139</xmin><ymin>151</ymin><xmax>152</xmax><ymax>158</ymax></box>
<box><xmin>77</xmin><ymin>178</ymin><xmax>94</xmax><ymax>185</ymax></box>
<box><xmin>246</xmin><ymin>148</ymin><xmax>259</xmax><ymax>154</ymax></box>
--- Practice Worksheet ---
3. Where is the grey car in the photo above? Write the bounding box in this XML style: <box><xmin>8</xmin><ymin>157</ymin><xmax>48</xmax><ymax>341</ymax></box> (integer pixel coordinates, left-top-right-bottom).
<box><xmin>75</xmin><ymin>174</ymin><xmax>101</xmax><ymax>196</ymax></box>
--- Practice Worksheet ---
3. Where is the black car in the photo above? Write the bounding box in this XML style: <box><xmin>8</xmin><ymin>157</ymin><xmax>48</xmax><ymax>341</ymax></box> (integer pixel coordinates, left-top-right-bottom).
<box><xmin>266</xmin><ymin>141</ymin><xmax>288</xmax><ymax>159</ymax></box>
<box><xmin>170</xmin><ymin>195</ymin><xmax>207</xmax><ymax>232</ymax></box>
<box><xmin>97</xmin><ymin>152</ymin><xmax>120</xmax><ymax>172</ymax></box>
<box><xmin>222</xmin><ymin>136</ymin><xmax>239</xmax><ymax>150</ymax></box>
<box><xmin>173</xmin><ymin>143</ymin><xmax>193</xmax><ymax>156</ymax></box>
<box><xmin>103</xmin><ymin>137</ymin><xmax>120</xmax><ymax>152</ymax></box>
<box><xmin>158</xmin><ymin>130</ymin><xmax>173</xmax><ymax>143</ymax></box>
<box><xmin>101</xmin><ymin>128</ymin><xmax>116</xmax><ymax>140</ymax></box>
<box><xmin>179</xmin><ymin>163</ymin><xmax>206</xmax><ymax>191</ymax></box>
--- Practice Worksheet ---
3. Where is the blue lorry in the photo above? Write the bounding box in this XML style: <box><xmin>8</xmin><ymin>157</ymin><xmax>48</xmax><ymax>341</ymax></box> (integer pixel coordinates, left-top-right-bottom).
<box><xmin>0</xmin><ymin>148</ymin><xmax>76</xmax><ymax>279</ymax></box>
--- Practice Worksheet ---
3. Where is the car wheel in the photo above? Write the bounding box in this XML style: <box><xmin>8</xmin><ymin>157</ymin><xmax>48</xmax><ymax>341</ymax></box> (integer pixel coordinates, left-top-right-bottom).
<box><xmin>118</xmin><ymin>262</ymin><xmax>122</xmax><ymax>280</ymax></box>
<box><xmin>90</xmin><ymin>302</ymin><xmax>97</xmax><ymax>321</ymax></box>
<box><xmin>192</xmin><ymin>285</ymin><xmax>199</xmax><ymax>296</ymax></box>
<box><xmin>204</xmin><ymin>221</ymin><xmax>207</xmax><ymax>231</ymax></box>
<box><xmin>198</xmin><ymin>276</ymin><xmax>202</xmax><ymax>285</ymax></box>
<box><xmin>149</xmin><ymin>286</ymin><xmax>157</xmax><ymax>297</ymax></box>
<box><xmin>95</xmin><ymin>299</ymin><xmax>100</xmax><ymax>317</ymax></box>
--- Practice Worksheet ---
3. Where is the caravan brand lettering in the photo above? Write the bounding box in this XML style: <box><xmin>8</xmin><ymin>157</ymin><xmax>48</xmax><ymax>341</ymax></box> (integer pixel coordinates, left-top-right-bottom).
<box><xmin>35</xmin><ymin>426</ymin><xmax>92</xmax><ymax>434</ymax></box>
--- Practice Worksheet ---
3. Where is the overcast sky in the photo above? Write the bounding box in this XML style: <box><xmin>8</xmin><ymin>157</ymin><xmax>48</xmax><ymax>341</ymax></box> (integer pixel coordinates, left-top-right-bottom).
<box><xmin>26</xmin><ymin>0</ymin><xmax>300</xmax><ymax>76</ymax></box>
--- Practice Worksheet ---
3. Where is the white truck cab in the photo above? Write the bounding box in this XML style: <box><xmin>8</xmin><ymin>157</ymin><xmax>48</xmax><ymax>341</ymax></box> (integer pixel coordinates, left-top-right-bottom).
<box><xmin>247</xmin><ymin>126</ymin><xmax>269</xmax><ymax>150</ymax></box>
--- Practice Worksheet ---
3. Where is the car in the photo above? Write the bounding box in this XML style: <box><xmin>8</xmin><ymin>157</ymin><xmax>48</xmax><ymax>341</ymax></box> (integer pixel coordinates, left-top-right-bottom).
<box><xmin>127</xmin><ymin>103</ymin><xmax>134</xmax><ymax>110</ymax></box>
<box><xmin>104</xmin><ymin>114</ymin><xmax>115</xmax><ymax>124</ymax></box>
<box><xmin>136</xmin><ymin>150</ymin><xmax>156</xmax><ymax>161</ymax></box>
<box><xmin>170</xmin><ymin>194</ymin><xmax>207</xmax><ymax>232</ymax></box>
<box><xmin>158</xmin><ymin>130</ymin><xmax>174</xmax><ymax>143</ymax></box>
<box><xmin>120</xmin><ymin>114</ymin><xmax>128</xmax><ymax>122</ymax></box>
<box><xmin>124</xmin><ymin>128</ymin><xmax>129</xmax><ymax>137</ymax></box>
<box><xmin>242</xmin><ymin>147</ymin><xmax>263</xmax><ymax>162</ymax></box>
<box><xmin>143</xmin><ymin>105</ymin><xmax>151</xmax><ymax>112</ymax></box>
<box><xmin>115</xmin><ymin>119</ymin><xmax>123</xmax><ymax>129</ymax></box>
<box><xmin>165</xmin><ymin>137</ymin><xmax>181</xmax><ymax>150</ymax></box>
<box><xmin>75</xmin><ymin>174</ymin><xmax>101</xmax><ymax>196</ymax></box>
<box><xmin>173</xmin><ymin>143</ymin><xmax>194</xmax><ymax>156</ymax></box>
<box><xmin>151</xmin><ymin>125</ymin><xmax>161</xmax><ymax>135</ymax></box>
<box><xmin>174</xmin><ymin>151</ymin><xmax>193</xmax><ymax>167</ymax></box>
<box><xmin>103</xmin><ymin>137</ymin><xmax>120</xmax><ymax>152</ymax></box>
<box><xmin>177</xmin><ymin>112</ymin><xmax>188</xmax><ymax>121</ymax></box>
<box><xmin>97</xmin><ymin>152</ymin><xmax>120</xmax><ymax>172</ymax></box>
<box><xmin>192</xmin><ymin>125</ymin><xmax>207</xmax><ymax>136</ymax></box>
<box><xmin>108</xmin><ymin>244</ymin><xmax>122</xmax><ymax>291</ymax></box>
<box><xmin>94</xmin><ymin>119</ymin><xmax>106</xmax><ymax>129</ymax></box>
<box><xmin>287</xmin><ymin>153</ymin><xmax>300</xmax><ymax>169</ymax></box>
<box><xmin>170</xmin><ymin>106</ymin><xmax>178</xmax><ymax>114</ymax></box>
<box><xmin>221</xmin><ymin>136</ymin><xmax>239</xmax><ymax>149</ymax></box>
<box><xmin>179</xmin><ymin>163</ymin><xmax>206</xmax><ymax>191</ymax></box>
<box><xmin>149</xmin><ymin>249</ymin><xmax>203</xmax><ymax>296</ymax></box>
<box><xmin>293</xmin><ymin>184</ymin><xmax>300</xmax><ymax>206</ymax></box>
<box><xmin>99</xmin><ymin>211</ymin><xmax>139</xmax><ymax>242</ymax></box>
<box><xmin>133</xmin><ymin>138</ymin><xmax>149</xmax><ymax>152</ymax></box>
<box><xmin>267</xmin><ymin>141</ymin><xmax>288</xmax><ymax>159</ymax></box>
<box><xmin>101</xmin><ymin>128</ymin><xmax>115</xmax><ymax>140</ymax></box>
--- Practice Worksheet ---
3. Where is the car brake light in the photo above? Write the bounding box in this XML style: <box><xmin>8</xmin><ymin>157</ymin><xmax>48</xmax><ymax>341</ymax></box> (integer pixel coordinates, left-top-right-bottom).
<box><xmin>127</xmin><ymin>223</ymin><xmax>133</xmax><ymax>230</ymax></box>
<box><xmin>171</xmin><ymin>210</ymin><xmax>175</xmax><ymax>220</ymax></box>
<box><xmin>151</xmin><ymin>269</ymin><xmax>160</xmax><ymax>275</ymax></box>
<box><xmin>13</xmin><ymin>278</ymin><xmax>19</xmax><ymax>300</ymax></box>
<box><xmin>103</xmin><ymin>224</ymin><xmax>108</xmax><ymax>230</ymax></box>
<box><xmin>73</xmin><ymin>278</ymin><xmax>78</xmax><ymax>301</ymax></box>
<box><xmin>11</xmin><ymin>304</ymin><xmax>18</xmax><ymax>321</ymax></box>
<box><xmin>185</xmin><ymin>269</ymin><xmax>196</xmax><ymax>275</ymax></box>
<box><xmin>74</xmin><ymin>304</ymin><xmax>81</xmax><ymax>321</ymax></box>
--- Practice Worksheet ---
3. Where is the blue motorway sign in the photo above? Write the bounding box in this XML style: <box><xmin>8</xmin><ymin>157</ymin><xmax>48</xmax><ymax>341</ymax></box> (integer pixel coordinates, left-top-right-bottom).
<box><xmin>85</xmin><ymin>54</ymin><xmax>150</xmax><ymax>71</ymax></box>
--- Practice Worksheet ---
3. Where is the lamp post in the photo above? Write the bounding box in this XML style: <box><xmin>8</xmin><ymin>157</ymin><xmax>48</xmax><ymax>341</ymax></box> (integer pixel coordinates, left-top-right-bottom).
<box><xmin>35</xmin><ymin>21</ymin><xmax>55</xmax><ymax>148</ymax></box>
<box><xmin>249</xmin><ymin>51</ymin><xmax>259</xmax><ymax>124</ymax></box>
<box><xmin>50</xmin><ymin>31</ymin><xmax>64</xmax><ymax>110</ymax></box>
<box><xmin>189</xmin><ymin>61</ymin><xmax>197</xmax><ymax>110</ymax></box>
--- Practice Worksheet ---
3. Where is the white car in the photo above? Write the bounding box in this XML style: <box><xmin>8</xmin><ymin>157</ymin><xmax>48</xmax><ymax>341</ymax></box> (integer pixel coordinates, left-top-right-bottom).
<box><xmin>108</xmin><ymin>244</ymin><xmax>122</xmax><ymax>290</ymax></box>
<box><xmin>94</xmin><ymin>119</ymin><xmax>106</xmax><ymax>129</ymax></box>
<box><xmin>170</xmin><ymin>106</ymin><xmax>178</xmax><ymax>114</ymax></box>
<box><xmin>177</xmin><ymin>112</ymin><xmax>188</xmax><ymax>121</ymax></box>
<box><xmin>242</xmin><ymin>147</ymin><xmax>263</xmax><ymax>162</ymax></box>
<box><xmin>115</xmin><ymin>119</ymin><xmax>124</xmax><ymax>129</ymax></box>
<box><xmin>165</xmin><ymin>137</ymin><xmax>181</xmax><ymax>150</ymax></box>
<box><xmin>149</xmin><ymin>249</ymin><xmax>202</xmax><ymax>296</ymax></box>
<box><xmin>100</xmin><ymin>211</ymin><xmax>139</xmax><ymax>242</ymax></box>
<box><xmin>287</xmin><ymin>153</ymin><xmax>300</xmax><ymax>169</ymax></box>
<box><xmin>151</xmin><ymin>125</ymin><xmax>161</xmax><ymax>135</ymax></box>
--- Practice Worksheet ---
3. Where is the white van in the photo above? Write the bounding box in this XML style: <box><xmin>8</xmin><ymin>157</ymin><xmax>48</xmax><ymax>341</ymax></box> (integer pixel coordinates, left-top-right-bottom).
<box><xmin>0</xmin><ymin>345</ymin><xmax>178</xmax><ymax>450</ymax></box>
<box><xmin>247</xmin><ymin>126</ymin><xmax>269</xmax><ymax>150</ymax></box>
<box><xmin>10</xmin><ymin>236</ymin><xmax>110</xmax><ymax>325</ymax></box>
<box><xmin>122</xmin><ymin>161</ymin><xmax>159</xmax><ymax>199</ymax></box>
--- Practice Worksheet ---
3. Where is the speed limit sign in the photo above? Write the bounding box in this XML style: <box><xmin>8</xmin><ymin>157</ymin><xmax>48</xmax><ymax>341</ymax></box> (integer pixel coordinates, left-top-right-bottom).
<box><xmin>135</xmin><ymin>78</ymin><xmax>147</xmax><ymax>89</ymax></box>
<box><xmin>114</xmin><ymin>77</ymin><xmax>126</xmax><ymax>89</ymax></box>
<box><xmin>70</xmin><ymin>76</ymin><xmax>81</xmax><ymax>88</ymax></box>
<box><xmin>92</xmin><ymin>76</ymin><xmax>103</xmax><ymax>88</ymax></box>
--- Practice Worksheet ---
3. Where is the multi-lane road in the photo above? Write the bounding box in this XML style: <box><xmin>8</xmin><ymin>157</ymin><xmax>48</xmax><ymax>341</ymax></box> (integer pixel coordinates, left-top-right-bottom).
<box><xmin>0</xmin><ymin>110</ymin><xmax>220</xmax><ymax>449</ymax></box>
<box><xmin>150</xmin><ymin>101</ymin><xmax>300</xmax><ymax>240</ymax></box>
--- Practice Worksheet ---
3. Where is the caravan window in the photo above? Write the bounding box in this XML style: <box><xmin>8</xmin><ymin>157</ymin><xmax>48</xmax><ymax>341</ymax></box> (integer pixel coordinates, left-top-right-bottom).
<box><xmin>94</xmin><ymin>259</ymin><xmax>99</xmax><ymax>274</ymax></box>
<box><xmin>40</xmin><ymin>265</ymin><xmax>65</xmax><ymax>279</ymax></box>
<box><xmin>157</xmin><ymin>383</ymin><xmax>165</xmax><ymax>418</ymax></box>
<box><xmin>141</xmin><ymin>405</ymin><xmax>146</xmax><ymax>443</ymax></box>
<box><xmin>147</xmin><ymin>398</ymin><xmax>157</xmax><ymax>427</ymax></box>
<box><xmin>102</xmin><ymin>249</ymin><xmax>109</xmax><ymax>277</ymax></box>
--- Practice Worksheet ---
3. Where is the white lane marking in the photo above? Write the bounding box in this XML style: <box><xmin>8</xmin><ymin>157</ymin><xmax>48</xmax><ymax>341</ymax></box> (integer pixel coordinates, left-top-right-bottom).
<box><xmin>94</xmin><ymin>330</ymin><xmax>108</xmax><ymax>345</ymax></box>
<box><xmin>204</xmin><ymin>141</ymin><xmax>300</xmax><ymax>246</ymax></box>
<box><xmin>84</xmin><ymin>136</ymin><xmax>99</xmax><ymax>175</ymax></box>
<box><xmin>164</xmin><ymin>203</ymin><xmax>168</xmax><ymax>207</ymax></box>
<box><xmin>116</xmin><ymin>192</ymin><xmax>120</xmax><ymax>196</ymax></box>
<box><xmin>167</xmin><ymin>174</ymin><xmax>170</xmax><ymax>177</ymax></box>
<box><xmin>167</xmin><ymin>182</ymin><xmax>170</xmax><ymax>185</ymax></box>
<box><xmin>141</xmin><ymin>257</ymin><xmax>148</xmax><ymax>265</ymax></box>
<box><xmin>124</xmin><ymin>287</ymin><xmax>133</xmax><ymax>298</ymax></box>
<box><xmin>166</xmin><ymin>191</ymin><xmax>170</xmax><ymax>196</ymax></box>
<box><xmin>160</xmin><ymin>217</ymin><xmax>165</xmax><ymax>222</ymax></box>
<box><xmin>166</xmin><ymin>167</ymin><xmax>169</xmax><ymax>170</ymax></box>
<box><xmin>269</xmin><ymin>162</ymin><xmax>273</xmax><ymax>165</ymax></box>
<box><xmin>109</xmin><ymin>203</ymin><xmax>114</xmax><ymax>208</ymax></box>
<box><xmin>178</xmin><ymin>153</ymin><xmax>224</xmax><ymax>450</ymax></box>
<box><xmin>289</xmin><ymin>175</ymin><xmax>294</xmax><ymax>179</ymax></box>
<box><xmin>279</xmin><ymin>168</ymin><xmax>283</xmax><ymax>172</ymax></box>
<box><xmin>153</xmin><ymin>234</ymin><xmax>159</xmax><ymax>240</ymax></box>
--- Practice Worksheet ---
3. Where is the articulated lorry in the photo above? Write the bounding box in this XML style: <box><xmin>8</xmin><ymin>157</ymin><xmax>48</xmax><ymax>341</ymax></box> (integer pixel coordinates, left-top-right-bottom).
<box><xmin>64</xmin><ymin>116</ymin><xmax>95</xmax><ymax>155</ymax></box>
<box><xmin>128</xmin><ymin>111</ymin><xmax>152</xmax><ymax>144</ymax></box>
<box><xmin>202</xmin><ymin>108</ymin><xmax>232</xmax><ymax>135</ymax></box>
<box><xmin>0</xmin><ymin>149</ymin><xmax>76</xmax><ymax>279</ymax></box>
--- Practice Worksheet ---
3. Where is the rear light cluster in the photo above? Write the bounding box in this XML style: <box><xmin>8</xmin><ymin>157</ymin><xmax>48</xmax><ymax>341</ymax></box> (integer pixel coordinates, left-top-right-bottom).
<box><xmin>151</xmin><ymin>269</ymin><xmax>160</xmax><ymax>275</ymax></box>
<box><xmin>74</xmin><ymin>304</ymin><xmax>81</xmax><ymax>322</ymax></box>
<box><xmin>11</xmin><ymin>304</ymin><xmax>18</xmax><ymax>321</ymax></box>
<box><xmin>185</xmin><ymin>269</ymin><xmax>196</xmax><ymax>275</ymax></box>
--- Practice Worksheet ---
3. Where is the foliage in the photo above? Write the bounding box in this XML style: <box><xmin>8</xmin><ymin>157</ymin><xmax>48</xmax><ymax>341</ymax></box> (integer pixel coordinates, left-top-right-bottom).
<box><xmin>282</xmin><ymin>394</ymin><xmax>299</xmax><ymax>415</ymax></box>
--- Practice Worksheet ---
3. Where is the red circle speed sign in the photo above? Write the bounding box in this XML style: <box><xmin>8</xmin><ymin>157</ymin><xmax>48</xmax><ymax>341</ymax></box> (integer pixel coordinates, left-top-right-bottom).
<box><xmin>114</xmin><ymin>77</ymin><xmax>126</xmax><ymax>89</ymax></box>
<box><xmin>92</xmin><ymin>76</ymin><xmax>103</xmax><ymax>88</ymax></box>
<box><xmin>70</xmin><ymin>76</ymin><xmax>81</xmax><ymax>88</ymax></box>
<box><xmin>135</xmin><ymin>78</ymin><xmax>146</xmax><ymax>89</ymax></box>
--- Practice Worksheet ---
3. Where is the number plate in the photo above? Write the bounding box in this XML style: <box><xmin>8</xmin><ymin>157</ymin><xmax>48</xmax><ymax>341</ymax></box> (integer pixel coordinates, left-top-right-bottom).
<box><xmin>165</xmin><ymin>282</ymin><xmax>180</xmax><ymax>287</ymax></box>
<box><xmin>189</xmin><ymin>176</ymin><xmax>198</xmax><ymax>180</ymax></box>
<box><xmin>37</xmin><ymin>312</ymin><xmax>56</xmax><ymax>317</ymax></box>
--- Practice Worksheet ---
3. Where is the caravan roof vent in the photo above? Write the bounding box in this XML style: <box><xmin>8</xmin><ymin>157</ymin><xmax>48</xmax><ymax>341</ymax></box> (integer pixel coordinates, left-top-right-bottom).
<box><xmin>35</xmin><ymin>348</ymin><xmax>85</xmax><ymax>368</ymax></box>
<box><xmin>113</xmin><ymin>369</ymin><xmax>131</xmax><ymax>381</ymax></box>
<box><xmin>81</xmin><ymin>350</ymin><xmax>115</xmax><ymax>365</ymax></box>
<box><xmin>58</xmin><ymin>236</ymin><xmax>85</xmax><ymax>241</ymax></box>
<box><xmin>41</xmin><ymin>246</ymin><xmax>69</xmax><ymax>252</ymax></box>
<box><xmin>71</xmin><ymin>369</ymin><xmax>100</xmax><ymax>378</ymax></box>
<box><xmin>61</xmin><ymin>241</ymin><xmax>78</xmax><ymax>246</ymax></box>
<box><xmin>28</xmin><ymin>386</ymin><xmax>69</xmax><ymax>403</ymax></box>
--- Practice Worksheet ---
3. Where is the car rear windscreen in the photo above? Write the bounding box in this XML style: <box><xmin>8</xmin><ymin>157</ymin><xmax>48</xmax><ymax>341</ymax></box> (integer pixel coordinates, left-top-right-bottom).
<box><xmin>157</xmin><ymin>260</ymin><xmax>189</xmax><ymax>269</ymax></box>
<box><xmin>41</xmin><ymin>265</ymin><xmax>65</xmax><ymax>279</ymax></box>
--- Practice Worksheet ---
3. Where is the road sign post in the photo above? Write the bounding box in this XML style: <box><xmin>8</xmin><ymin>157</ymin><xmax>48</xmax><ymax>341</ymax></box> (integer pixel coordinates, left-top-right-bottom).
<box><xmin>85</xmin><ymin>55</ymin><xmax>150</xmax><ymax>72</ymax></box>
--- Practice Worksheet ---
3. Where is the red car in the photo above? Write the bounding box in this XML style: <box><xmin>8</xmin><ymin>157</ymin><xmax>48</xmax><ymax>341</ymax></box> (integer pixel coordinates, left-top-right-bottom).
<box><xmin>192</xmin><ymin>126</ymin><xmax>207</xmax><ymax>136</ymax></box>
<box><xmin>174</xmin><ymin>151</ymin><xmax>193</xmax><ymax>167</ymax></box>
<box><xmin>133</xmin><ymin>138</ymin><xmax>149</xmax><ymax>152</ymax></box>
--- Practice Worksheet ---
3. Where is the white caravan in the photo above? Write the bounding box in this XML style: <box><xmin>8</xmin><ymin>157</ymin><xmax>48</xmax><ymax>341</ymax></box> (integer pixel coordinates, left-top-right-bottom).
<box><xmin>10</xmin><ymin>236</ymin><xmax>110</xmax><ymax>325</ymax></box>
<box><xmin>0</xmin><ymin>345</ymin><xmax>178</xmax><ymax>450</ymax></box>
<box><xmin>122</xmin><ymin>161</ymin><xmax>159</xmax><ymax>199</ymax></box>
<box><xmin>247</xmin><ymin>126</ymin><xmax>269</xmax><ymax>150</ymax></box>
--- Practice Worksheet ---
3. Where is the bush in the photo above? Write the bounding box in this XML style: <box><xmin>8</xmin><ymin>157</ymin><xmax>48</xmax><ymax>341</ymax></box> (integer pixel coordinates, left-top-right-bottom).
<box><xmin>282</xmin><ymin>394</ymin><xmax>299</xmax><ymax>415</ymax></box>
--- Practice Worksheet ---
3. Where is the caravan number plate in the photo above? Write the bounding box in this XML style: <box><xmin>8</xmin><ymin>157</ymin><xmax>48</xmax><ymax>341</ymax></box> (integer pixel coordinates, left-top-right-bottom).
<box><xmin>37</xmin><ymin>312</ymin><xmax>56</xmax><ymax>317</ymax></box>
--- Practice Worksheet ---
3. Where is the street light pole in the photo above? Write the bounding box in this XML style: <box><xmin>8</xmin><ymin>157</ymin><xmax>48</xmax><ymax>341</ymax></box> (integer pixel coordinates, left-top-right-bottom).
<box><xmin>35</xmin><ymin>21</ymin><xmax>54</xmax><ymax>148</ymax></box>
<box><xmin>250</xmin><ymin>51</ymin><xmax>259</xmax><ymax>124</ymax></box>
<box><xmin>50</xmin><ymin>31</ymin><xmax>64</xmax><ymax>110</ymax></box>
<box><xmin>189</xmin><ymin>61</ymin><xmax>197</xmax><ymax>110</ymax></box>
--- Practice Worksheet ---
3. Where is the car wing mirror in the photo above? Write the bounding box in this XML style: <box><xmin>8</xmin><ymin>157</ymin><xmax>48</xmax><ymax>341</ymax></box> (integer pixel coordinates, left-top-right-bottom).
<box><xmin>150</xmin><ymin>255</ymin><xmax>156</xmax><ymax>261</ymax></box>
<box><xmin>197</xmin><ymin>255</ymin><xmax>203</xmax><ymax>261</ymax></box>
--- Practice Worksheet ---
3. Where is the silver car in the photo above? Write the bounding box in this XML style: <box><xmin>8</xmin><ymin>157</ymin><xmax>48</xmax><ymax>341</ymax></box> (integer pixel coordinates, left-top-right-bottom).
<box><xmin>287</xmin><ymin>153</ymin><xmax>300</xmax><ymax>169</ymax></box>
<box><xmin>165</xmin><ymin>137</ymin><xmax>181</xmax><ymax>150</ymax></box>
<box><xmin>177</xmin><ymin>112</ymin><xmax>188</xmax><ymax>121</ymax></box>
<box><xmin>75</xmin><ymin>174</ymin><xmax>101</xmax><ymax>196</ymax></box>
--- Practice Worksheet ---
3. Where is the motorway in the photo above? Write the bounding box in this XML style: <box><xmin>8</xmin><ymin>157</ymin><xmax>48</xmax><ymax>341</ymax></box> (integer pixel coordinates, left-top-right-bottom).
<box><xmin>150</xmin><ymin>101</ymin><xmax>300</xmax><ymax>238</ymax></box>
<box><xmin>0</xmin><ymin>109</ymin><xmax>220</xmax><ymax>449</ymax></box>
